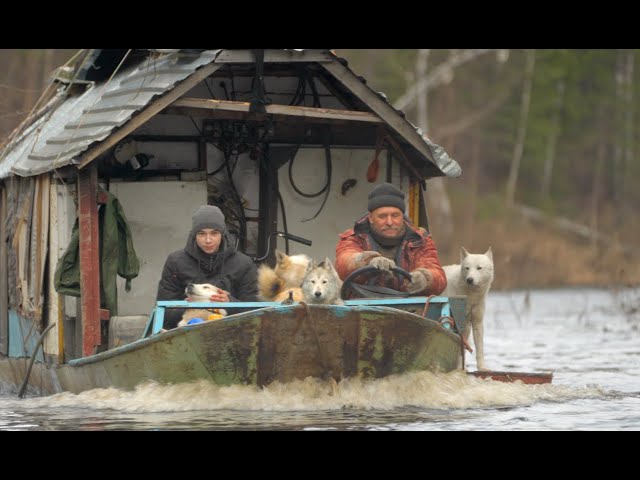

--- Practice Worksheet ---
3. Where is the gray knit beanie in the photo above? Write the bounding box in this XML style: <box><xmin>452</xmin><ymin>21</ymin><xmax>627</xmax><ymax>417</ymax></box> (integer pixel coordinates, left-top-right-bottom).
<box><xmin>367</xmin><ymin>183</ymin><xmax>406</xmax><ymax>213</ymax></box>
<box><xmin>192</xmin><ymin>205</ymin><xmax>226</xmax><ymax>233</ymax></box>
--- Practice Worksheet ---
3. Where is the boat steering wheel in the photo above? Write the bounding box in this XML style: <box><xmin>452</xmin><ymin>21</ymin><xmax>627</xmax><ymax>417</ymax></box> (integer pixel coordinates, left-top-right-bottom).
<box><xmin>341</xmin><ymin>265</ymin><xmax>413</xmax><ymax>299</ymax></box>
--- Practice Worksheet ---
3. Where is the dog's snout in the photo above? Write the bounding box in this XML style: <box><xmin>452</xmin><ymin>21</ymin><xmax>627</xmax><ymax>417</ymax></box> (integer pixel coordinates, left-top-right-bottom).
<box><xmin>315</xmin><ymin>291</ymin><xmax>322</xmax><ymax>298</ymax></box>
<box><xmin>466</xmin><ymin>277</ymin><xmax>474</xmax><ymax>285</ymax></box>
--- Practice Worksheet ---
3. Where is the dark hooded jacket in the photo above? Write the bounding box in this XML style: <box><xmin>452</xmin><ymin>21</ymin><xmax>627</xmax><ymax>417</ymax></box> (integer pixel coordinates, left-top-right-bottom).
<box><xmin>156</xmin><ymin>230</ymin><xmax>257</xmax><ymax>328</ymax></box>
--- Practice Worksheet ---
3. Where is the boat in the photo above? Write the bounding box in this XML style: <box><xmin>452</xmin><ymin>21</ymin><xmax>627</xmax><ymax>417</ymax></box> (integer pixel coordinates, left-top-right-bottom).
<box><xmin>0</xmin><ymin>49</ymin><xmax>550</xmax><ymax>398</ymax></box>
<box><xmin>1</xmin><ymin>295</ymin><xmax>470</xmax><ymax>396</ymax></box>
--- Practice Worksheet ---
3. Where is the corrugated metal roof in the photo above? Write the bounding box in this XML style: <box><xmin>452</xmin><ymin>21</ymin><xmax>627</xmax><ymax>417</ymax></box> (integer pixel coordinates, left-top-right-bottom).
<box><xmin>0</xmin><ymin>50</ymin><xmax>221</xmax><ymax>178</ymax></box>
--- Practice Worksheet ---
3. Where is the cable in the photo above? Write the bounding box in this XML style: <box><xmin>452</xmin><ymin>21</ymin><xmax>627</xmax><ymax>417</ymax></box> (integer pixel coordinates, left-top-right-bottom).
<box><xmin>277</xmin><ymin>191</ymin><xmax>290</xmax><ymax>254</ymax></box>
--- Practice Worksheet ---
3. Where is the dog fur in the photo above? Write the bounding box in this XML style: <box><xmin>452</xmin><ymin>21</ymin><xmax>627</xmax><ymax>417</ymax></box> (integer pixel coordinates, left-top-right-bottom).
<box><xmin>441</xmin><ymin>247</ymin><xmax>494</xmax><ymax>371</ymax></box>
<box><xmin>257</xmin><ymin>249</ymin><xmax>311</xmax><ymax>303</ymax></box>
<box><xmin>301</xmin><ymin>258</ymin><xmax>344</xmax><ymax>305</ymax></box>
<box><xmin>178</xmin><ymin>283</ymin><xmax>228</xmax><ymax>327</ymax></box>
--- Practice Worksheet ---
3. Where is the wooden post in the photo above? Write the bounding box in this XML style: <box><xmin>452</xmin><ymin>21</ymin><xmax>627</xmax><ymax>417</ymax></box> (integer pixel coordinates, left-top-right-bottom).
<box><xmin>258</xmin><ymin>146</ymin><xmax>279</xmax><ymax>265</ymax></box>
<box><xmin>78</xmin><ymin>164</ymin><xmax>101</xmax><ymax>356</ymax></box>
<box><xmin>408</xmin><ymin>180</ymin><xmax>420</xmax><ymax>227</ymax></box>
<box><xmin>0</xmin><ymin>187</ymin><xmax>8</xmax><ymax>355</ymax></box>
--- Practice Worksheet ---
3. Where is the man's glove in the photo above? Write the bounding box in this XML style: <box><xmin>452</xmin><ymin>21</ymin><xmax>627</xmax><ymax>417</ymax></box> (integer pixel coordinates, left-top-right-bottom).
<box><xmin>407</xmin><ymin>269</ymin><xmax>433</xmax><ymax>294</ymax></box>
<box><xmin>369</xmin><ymin>256</ymin><xmax>396</xmax><ymax>271</ymax></box>
<box><xmin>353</xmin><ymin>251</ymin><xmax>382</xmax><ymax>269</ymax></box>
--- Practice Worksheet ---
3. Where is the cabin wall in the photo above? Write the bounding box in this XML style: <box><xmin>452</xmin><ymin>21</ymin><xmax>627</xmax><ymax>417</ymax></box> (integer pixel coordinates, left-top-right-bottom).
<box><xmin>109</xmin><ymin>181</ymin><xmax>207</xmax><ymax>316</ymax></box>
<box><xmin>277</xmin><ymin>148</ymin><xmax>406</xmax><ymax>262</ymax></box>
<box><xmin>44</xmin><ymin>182</ymin><xmax>76</xmax><ymax>358</ymax></box>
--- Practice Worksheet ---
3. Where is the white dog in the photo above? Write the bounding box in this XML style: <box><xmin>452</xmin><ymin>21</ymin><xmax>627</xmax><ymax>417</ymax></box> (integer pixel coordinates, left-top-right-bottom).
<box><xmin>301</xmin><ymin>258</ymin><xmax>344</xmax><ymax>305</ymax></box>
<box><xmin>177</xmin><ymin>283</ymin><xmax>228</xmax><ymax>327</ymax></box>
<box><xmin>441</xmin><ymin>247</ymin><xmax>494</xmax><ymax>371</ymax></box>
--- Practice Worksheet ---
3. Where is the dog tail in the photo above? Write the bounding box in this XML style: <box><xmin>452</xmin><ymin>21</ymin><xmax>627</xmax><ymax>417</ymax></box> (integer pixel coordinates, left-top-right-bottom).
<box><xmin>257</xmin><ymin>264</ymin><xmax>285</xmax><ymax>301</ymax></box>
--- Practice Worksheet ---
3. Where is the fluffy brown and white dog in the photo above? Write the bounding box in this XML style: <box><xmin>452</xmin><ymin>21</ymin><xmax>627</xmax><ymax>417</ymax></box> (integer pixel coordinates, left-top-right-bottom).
<box><xmin>177</xmin><ymin>283</ymin><xmax>228</xmax><ymax>327</ymax></box>
<box><xmin>257</xmin><ymin>249</ymin><xmax>311</xmax><ymax>303</ymax></box>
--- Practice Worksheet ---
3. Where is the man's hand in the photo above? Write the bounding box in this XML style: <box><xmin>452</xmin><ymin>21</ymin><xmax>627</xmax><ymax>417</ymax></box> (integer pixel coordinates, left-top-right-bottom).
<box><xmin>353</xmin><ymin>250</ymin><xmax>382</xmax><ymax>269</ymax></box>
<box><xmin>369</xmin><ymin>256</ymin><xmax>396</xmax><ymax>271</ymax></box>
<box><xmin>407</xmin><ymin>269</ymin><xmax>432</xmax><ymax>294</ymax></box>
<box><xmin>209</xmin><ymin>289</ymin><xmax>230</xmax><ymax>302</ymax></box>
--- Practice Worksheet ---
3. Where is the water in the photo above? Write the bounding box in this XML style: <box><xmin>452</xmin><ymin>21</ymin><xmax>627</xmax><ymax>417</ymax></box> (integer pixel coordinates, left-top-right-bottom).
<box><xmin>1</xmin><ymin>288</ymin><xmax>638</xmax><ymax>430</ymax></box>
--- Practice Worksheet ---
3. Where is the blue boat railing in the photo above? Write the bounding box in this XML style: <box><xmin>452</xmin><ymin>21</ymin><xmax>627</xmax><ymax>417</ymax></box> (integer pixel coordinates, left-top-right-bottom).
<box><xmin>143</xmin><ymin>296</ymin><xmax>466</xmax><ymax>337</ymax></box>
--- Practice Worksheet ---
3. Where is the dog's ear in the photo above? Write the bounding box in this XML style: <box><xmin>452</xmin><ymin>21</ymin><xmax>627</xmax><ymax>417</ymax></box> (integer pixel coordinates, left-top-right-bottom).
<box><xmin>275</xmin><ymin>249</ymin><xmax>287</xmax><ymax>265</ymax></box>
<box><xmin>460</xmin><ymin>246</ymin><xmax>469</xmax><ymax>262</ymax></box>
<box><xmin>305</xmin><ymin>259</ymin><xmax>317</xmax><ymax>275</ymax></box>
<box><xmin>485</xmin><ymin>246</ymin><xmax>493</xmax><ymax>261</ymax></box>
<box><xmin>323</xmin><ymin>257</ymin><xmax>338</xmax><ymax>274</ymax></box>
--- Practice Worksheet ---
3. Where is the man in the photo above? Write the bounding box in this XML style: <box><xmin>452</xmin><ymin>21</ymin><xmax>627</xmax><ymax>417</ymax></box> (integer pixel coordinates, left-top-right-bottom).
<box><xmin>156</xmin><ymin>205</ymin><xmax>258</xmax><ymax>328</ymax></box>
<box><xmin>335</xmin><ymin>182</ymin><xmax>446</xmax><ymax>297</ymax></box>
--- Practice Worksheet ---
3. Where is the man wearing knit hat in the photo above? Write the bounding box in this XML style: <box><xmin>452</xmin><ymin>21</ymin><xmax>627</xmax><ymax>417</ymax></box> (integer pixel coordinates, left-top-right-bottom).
<box><xmin>335</xmin><ymin>182</ymin><xmax>446</xmax><ymax>298</ymax></box>
<box><xmin>156</xmin><ymin>205</ymin><xmax>257</xmax><ymax>328</ymax></box>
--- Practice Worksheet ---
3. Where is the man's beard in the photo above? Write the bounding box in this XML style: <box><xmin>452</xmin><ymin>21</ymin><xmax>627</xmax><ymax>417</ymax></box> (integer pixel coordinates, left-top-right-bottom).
<box><xmin>370</xmin><ymin>223</ymin><xmax>406</xmax><ymax>246</ymax></box>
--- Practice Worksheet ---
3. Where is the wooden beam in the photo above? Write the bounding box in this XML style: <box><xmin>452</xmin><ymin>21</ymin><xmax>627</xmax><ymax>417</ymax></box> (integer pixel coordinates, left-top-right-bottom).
<box><xmin>168</xmin><ymin>98</ymin><xmax>384</xmax><ymax>124</ymax></box>
<box><xmin>78</xmin><ymin>164</ymin><xmax>101</xmax><ymax>356</ymax></box>
<box><xmin>77</xmin><ymin>62</ymin><xmax>223</xmax><ymax>169</ymax></box>
<box><xmin>258</xmin><ymin>148</ymin><xmax>279</xmax><ymax>266</ymax></box>
<box><xmin>214</xmin><ymin>50</ymin><xmax>334</xmax><ymax>64</ymax></box>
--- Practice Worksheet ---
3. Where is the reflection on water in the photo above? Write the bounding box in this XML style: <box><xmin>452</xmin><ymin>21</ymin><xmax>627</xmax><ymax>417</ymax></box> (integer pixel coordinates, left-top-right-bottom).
<box><xmin>1</xmin><ymin>288</ymin><xmax>639</xmax><ymax>430</ymax></box>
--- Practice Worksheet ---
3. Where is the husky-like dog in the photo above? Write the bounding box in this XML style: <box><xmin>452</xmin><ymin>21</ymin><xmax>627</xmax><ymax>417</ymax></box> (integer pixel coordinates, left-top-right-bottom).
<box><xmin>441</xmin><ymin>247</ymin><xmax>494</xmax><ymax>371</ymax></box>
<box><xmin>301</xmin><ymin>258</ymin><xmax>344</xmax><ymax>305</ymax></box>
<box><xmin>177</xmin><ymin>283</ymin><xmax>228</xmax><ymax>327</ymax></box>
<box><xmin>257</xmin><ymin>249</ymin><xmax>311</xmax><ymax>302</ymax></box>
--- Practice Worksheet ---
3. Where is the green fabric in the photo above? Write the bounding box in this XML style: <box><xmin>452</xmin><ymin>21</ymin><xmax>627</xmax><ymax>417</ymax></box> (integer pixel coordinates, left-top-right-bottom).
<box><xmin>54</xmin><ymin>189</ymin><xmax>140</xmax><ymax>316</ymax></box>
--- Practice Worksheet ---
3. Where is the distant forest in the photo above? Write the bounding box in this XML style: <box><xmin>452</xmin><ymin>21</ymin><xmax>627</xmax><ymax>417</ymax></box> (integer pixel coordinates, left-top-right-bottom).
<box><xmin>337</xmin><ymin>49</ymin><xmax>639</xmax><ymax>244</ymax></box>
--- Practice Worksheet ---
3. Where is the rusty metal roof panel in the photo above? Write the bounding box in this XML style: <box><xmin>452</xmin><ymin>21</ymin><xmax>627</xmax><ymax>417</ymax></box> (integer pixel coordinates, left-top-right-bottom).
<box><xmin>0</xmin><ymin>50</ymin><xmax>220</xmax><ymax>178</ymax></box>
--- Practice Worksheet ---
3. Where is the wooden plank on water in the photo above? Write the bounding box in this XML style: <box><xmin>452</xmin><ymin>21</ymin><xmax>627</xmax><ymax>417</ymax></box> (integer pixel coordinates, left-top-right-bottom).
<box><xmin>468</xmin><ymin>370</ymin><xmax>553</xmax><ymax>385</ymax></box>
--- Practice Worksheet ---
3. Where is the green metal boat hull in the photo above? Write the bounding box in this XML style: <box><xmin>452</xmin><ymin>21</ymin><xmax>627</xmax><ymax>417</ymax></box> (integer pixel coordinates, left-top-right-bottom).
<box><xmin>0</xmin><ymin>304</ymin><xmax>462</xmax><ymax>396</ymax></box>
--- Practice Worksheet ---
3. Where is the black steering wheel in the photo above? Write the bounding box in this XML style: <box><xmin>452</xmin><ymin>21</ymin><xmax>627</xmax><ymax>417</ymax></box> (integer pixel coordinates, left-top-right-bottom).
<box><xmin>341</xmin><ymin>265</ymin><xmax>413</xmax><ymax>299</ymax></box>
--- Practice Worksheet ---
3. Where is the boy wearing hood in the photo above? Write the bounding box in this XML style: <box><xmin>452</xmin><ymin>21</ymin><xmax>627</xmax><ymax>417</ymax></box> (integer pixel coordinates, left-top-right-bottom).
<box><xmin>156</xmin><ymin>205</ymin><xmax>258</xmax><ymax>328</ymax></box>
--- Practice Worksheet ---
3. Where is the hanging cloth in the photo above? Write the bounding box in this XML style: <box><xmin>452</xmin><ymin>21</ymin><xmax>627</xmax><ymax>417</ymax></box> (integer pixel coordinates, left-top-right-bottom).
<box><xmin>54</xmin><ymin>188</ymin><xmax>140</xmax><ymax>316</ymax></box>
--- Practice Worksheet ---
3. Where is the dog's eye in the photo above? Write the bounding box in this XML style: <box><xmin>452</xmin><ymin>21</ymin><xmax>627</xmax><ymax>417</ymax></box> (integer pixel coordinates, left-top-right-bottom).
<box><xmin>311</xmin><ymin>280</ymin><xmax>315</xmax><ymax>284</ymax></box>
<box><xmin>322</xmin><ymin>280</ymin><xmax>327</xmax><ymax>284</ymax></box>
<box><xmin>477</xmin><ymin>267</ymin><xmax>482</xmax><ymax>270</ymax></box>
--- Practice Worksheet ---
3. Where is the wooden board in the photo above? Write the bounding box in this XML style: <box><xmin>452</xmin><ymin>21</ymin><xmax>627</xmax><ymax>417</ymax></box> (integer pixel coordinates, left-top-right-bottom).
<box><xmin>468</xmin><ymin>370</ymin><xmax>553</xmax><ymax>384</ymax></box>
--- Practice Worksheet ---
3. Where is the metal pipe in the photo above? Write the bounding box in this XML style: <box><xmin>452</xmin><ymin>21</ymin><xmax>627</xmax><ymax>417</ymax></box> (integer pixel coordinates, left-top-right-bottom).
<box><xmin>18</xmin><ymin>322</ymin><xmax>56</xmax><ymax>399</ymax></box>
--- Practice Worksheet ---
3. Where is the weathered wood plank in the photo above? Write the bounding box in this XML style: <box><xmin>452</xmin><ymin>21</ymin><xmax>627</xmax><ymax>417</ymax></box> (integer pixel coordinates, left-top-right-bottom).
<box><xmin>169</xmin><ymin>97</ymin><xmax>384</xmax><ymax>124</ymax></box>
<box><xmin>214</xmin><ymin>50</ymin><xmax>334</xmax><ymax>64</ymax></box>
<box><xmin>78</xmin><ymin>165</ymin><xmax>101</xmax><ymax>356</ymax></box>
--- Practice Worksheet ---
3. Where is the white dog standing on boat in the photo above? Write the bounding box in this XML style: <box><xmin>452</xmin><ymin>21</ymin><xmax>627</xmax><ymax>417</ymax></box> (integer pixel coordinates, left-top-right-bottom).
<box><xmin>178</xmin><ymin>283</ymin><xmax>228</xmax><ymax>327</ymax></box>
<box><xmin>441</xmin><ymin>247</ymin><xmax>494</xmax><ymax>371</ymax></box>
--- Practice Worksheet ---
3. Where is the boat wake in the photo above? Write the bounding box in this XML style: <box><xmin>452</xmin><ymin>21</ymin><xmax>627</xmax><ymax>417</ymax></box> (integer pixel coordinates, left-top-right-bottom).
<box><xmin>11</xmin><ymin>371</ymin><xmax>610</xmax><ymax>413</ymax></box>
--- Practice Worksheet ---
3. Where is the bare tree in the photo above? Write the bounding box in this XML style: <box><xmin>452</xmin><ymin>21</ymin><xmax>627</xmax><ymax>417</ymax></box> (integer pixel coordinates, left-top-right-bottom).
<box><xmin>506</xmin><ymin>49</ymin><xmax>536</xmax><ymax>207</ymax></box>
<box><xmin>416</xmin><ymin>49</ymin><xmax>430</xmax><ymax>133</ymax></box>
<box><xmin>541</xmin><ymin>79</ymin><xmax>565</xmax><ymax>198</ymax></box>
<box><xmin>394</xmin><ymin>49</ymin><xmax>494</xmax><ymax>111</ymax></box>
<box><xmin>623</xmin><ymin>50</ymin><xmax>634</xmax><ymax>205</ymax></box>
